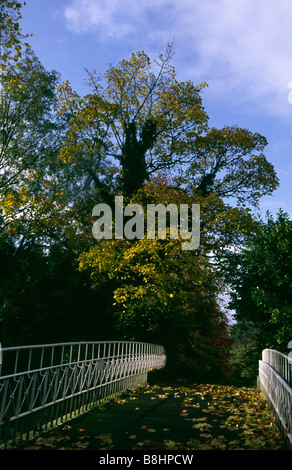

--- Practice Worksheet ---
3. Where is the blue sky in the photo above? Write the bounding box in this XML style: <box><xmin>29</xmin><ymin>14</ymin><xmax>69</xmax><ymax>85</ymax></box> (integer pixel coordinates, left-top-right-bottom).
<box><xmin>21</xmin><ymin>0</ymin><xmax>292</xmax><ymax>218</ymax></box>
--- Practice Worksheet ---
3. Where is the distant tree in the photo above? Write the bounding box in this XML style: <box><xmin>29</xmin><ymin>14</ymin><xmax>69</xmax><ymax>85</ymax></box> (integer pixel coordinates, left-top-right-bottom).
<box><xmin>225</xmin><ymin>210</ymin><xmax>292</xmax><ymax>351</ymax></box>
<box><xmin>229</xmin><ymin>321</ymin><xmax>262</xmax><ymax>385</ymax></box>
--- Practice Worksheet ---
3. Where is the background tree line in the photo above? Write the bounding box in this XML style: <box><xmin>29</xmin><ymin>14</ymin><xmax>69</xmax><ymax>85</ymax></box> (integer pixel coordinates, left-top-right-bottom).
<box><xmin>0</xmin><ymin>1</ymin><xmax>290</xmax><ymax>383</ymax></box>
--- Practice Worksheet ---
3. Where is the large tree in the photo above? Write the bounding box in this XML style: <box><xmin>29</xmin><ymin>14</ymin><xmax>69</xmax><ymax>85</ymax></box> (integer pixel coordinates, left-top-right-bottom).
<box><xmin>55</xmin><ymin>47</ymin><xmax>279</xmax><ymax>377</ymax></box>
<box><xmin>54</xmin><ymin>47</ymin><xmax>279</xmax><ymax>262</ymax></box>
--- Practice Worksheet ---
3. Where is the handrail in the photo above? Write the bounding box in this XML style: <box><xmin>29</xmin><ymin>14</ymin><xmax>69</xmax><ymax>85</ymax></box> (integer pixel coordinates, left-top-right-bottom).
<box><xmin>261</xmin><ymin>348</ymin><xmax>292</xmax><ymax>388</ymax></box>
<box><xmin>259</xmin><ymin>345</ymin><xmax>292</xmax><ymax>449</ymax></box>
<box><xmin>0</xmin><ymin>341</ymin><xmax>165</xmax><ymax>377</ymax></box>
<box><xmin>0</xmin><ymin>340</ymin><xmax>166</xmax><ymax>449</ymax></box>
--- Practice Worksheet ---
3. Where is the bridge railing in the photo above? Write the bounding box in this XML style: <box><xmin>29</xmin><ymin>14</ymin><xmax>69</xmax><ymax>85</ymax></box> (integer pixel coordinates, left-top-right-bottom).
<box><xmin>259</xmin><ymin>347</ymin><xmax>292</xmax><ymax>449</ymax></box>
<box><xmin>0</xmin><ymin>341</ymin><xmax>166</xmax><ymax>449</ymax></box>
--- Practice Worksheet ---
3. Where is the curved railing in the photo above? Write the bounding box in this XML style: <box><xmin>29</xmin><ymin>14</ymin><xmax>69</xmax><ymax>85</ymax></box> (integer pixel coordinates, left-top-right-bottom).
<box><xmin>259</xmin><ymin>347</ymin><xmax>292</xmax><ymax>449</ymax></box>
<box><xmin>0</xmin><ymin>341</ymin><xmax>166</xmax><ymax>449</ymax></box>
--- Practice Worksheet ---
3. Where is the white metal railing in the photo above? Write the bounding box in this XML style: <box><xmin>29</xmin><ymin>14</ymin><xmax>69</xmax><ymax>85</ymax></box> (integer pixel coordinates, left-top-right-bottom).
<box><xmin>0</xmin><ymin>341</ymin><xmax>166</xmax><ymax>449</ymax></box>
<box><xmin>259</xmin><ymin>347</ymin><xmax>292</xmax><ymax>449</ymax></box>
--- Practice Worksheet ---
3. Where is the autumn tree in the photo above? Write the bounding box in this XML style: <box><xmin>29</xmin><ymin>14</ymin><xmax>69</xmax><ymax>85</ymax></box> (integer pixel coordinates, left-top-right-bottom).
<box><xmin>55</xmin><ymin>47</ymin><xmax>279</xmax><ymax>378</ymax></box>
<box><xmin>55</xmin><ymin>47</ymin><xmax>278</xmax><ymax>261</ymax></box>
<box><xmin>0</xmin><ymin>1</ymin><xmax>31</xmax><ymax>73</ymax></box>
<box><xmin>178</xmin><ymin>125</ymin><xmax>278</xmax><ymax>207</ymax></box>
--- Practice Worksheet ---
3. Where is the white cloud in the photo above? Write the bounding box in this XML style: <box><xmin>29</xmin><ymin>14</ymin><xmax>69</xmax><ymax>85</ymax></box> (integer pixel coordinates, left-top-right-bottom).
<box><xmin>64</xmin><ymin>0</ymin><xmax>160</xmax><ymax>37</ymax></box>
<box><xmin>175</xmin><ymin>0</ymin><xmax>292</xmax><ymax>116</ymax></box>
<box><xmin>63</xmin><ymin>0</ymin><xmax>292</xmax><ymax>116</ymax></box>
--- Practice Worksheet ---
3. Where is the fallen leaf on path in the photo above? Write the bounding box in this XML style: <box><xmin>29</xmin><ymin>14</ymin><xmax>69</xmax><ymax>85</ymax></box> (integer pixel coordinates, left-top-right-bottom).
<box><xmin>95</xmin><ymin>433</ymin><xmax>113</xmax><ymax>446</ymax></box>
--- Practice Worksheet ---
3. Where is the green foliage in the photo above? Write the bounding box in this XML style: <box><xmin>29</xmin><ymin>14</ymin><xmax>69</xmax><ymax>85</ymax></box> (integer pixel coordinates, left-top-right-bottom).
<box><xmin>225</xmin><ymin>210</ymin><xmax>292</xmax><ymax>351</ymax></box>
<box><xmin>0</xmin><ymin>50</ymin><xmax>61</xmax><ymax>194</ymax></box>
<box><xmin>0</xmin><ymin>238</ymin><xmax>115</xmax><ymax>347</ymax></box>
<box><xmin>229</xmin><ymin>321</ymin><xmax>262</xmax><ymax>385</ymax></box>
<box><xmin>0</xmin><ymin>51</ymin><xmax>89</xmax><ymax>251</ymax></box>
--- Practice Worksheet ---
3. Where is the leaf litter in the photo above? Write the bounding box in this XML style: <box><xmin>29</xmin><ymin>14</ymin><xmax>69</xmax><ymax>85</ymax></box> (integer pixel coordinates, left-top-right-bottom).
<box><xmin>17</xmin><ymin>383</ymin><xmax>286</xmax><ymax>451</ymax></box>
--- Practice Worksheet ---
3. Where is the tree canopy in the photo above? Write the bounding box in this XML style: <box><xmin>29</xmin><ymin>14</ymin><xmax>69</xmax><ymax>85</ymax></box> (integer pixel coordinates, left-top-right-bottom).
<box><xmin>56</xmin><ymin>46</ymin><xmax>278</xmax><ymax>211</ymax></box>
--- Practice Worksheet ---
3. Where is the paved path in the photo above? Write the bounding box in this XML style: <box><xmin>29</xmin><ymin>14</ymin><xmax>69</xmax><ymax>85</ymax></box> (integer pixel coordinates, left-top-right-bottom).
<box><xmin>72</xmin><ymin>386</ymin><xmax>196</xmax><ymax>450</ymax></box>
<box><xmin>19</xmin><ymin>383</ymin><xmax>287</xmax><ymax>451</ymax></box>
